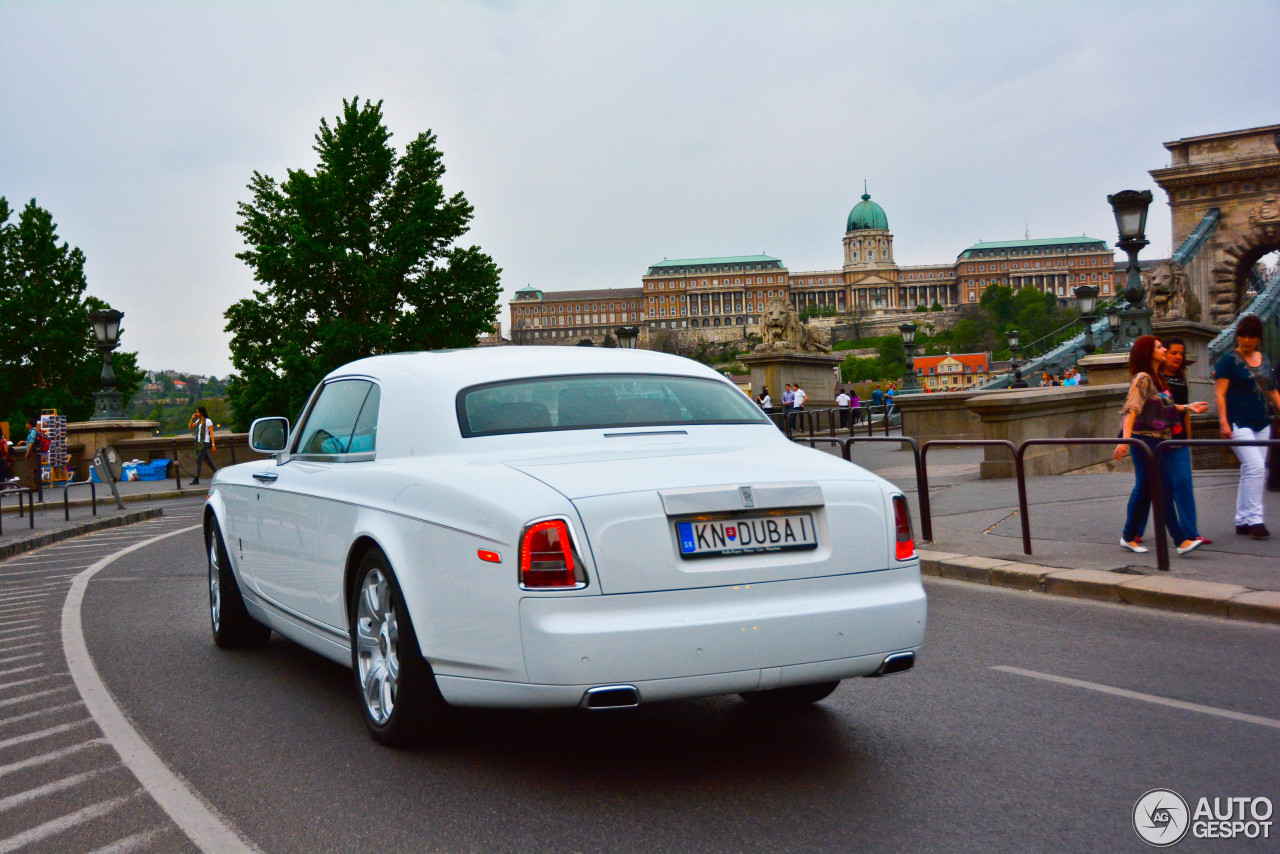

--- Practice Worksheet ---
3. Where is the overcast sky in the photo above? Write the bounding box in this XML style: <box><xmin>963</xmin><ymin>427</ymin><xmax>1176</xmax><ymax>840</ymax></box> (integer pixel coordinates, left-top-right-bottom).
<box><xmin>2</xmin><ymin>1</ymin><xmax>1277</xmax><ymax>376</ymax></box>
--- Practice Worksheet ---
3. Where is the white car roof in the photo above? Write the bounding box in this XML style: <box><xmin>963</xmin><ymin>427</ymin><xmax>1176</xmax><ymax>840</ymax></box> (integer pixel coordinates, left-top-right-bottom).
<box><xmin>317</xmin><ymin>346</ymin><xmax>748</xmax><ymax>458</ymax></box>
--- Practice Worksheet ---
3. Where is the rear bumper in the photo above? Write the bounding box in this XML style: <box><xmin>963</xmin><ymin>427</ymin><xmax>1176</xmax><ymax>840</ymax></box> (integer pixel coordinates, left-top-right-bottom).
<box><xmin>433</xmin><ymin>564</ymin><xmax>925</xmax><ymax>708</ymax></box>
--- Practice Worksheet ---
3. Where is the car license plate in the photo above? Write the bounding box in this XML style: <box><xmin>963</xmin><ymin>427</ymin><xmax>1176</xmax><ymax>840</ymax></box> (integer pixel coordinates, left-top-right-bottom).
<box><xmin>676</xmin><ymin>513</ymin><xmax>817</xmax><ymax>558</ymax></box>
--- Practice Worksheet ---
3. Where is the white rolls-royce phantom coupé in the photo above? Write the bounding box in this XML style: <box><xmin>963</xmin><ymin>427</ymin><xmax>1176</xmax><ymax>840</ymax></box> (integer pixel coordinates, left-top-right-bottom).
<box><xmin>203</xmin><ymin>347</ymin><xmax>926</xmax><ymax>746</ymax></box>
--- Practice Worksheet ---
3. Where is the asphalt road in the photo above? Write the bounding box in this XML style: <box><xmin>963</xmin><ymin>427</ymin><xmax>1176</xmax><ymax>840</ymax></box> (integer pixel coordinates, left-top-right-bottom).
<box><xmin>4</xmin><ymin>513</ymin><xmax>1279</xmax><ymax>852</ymax></box>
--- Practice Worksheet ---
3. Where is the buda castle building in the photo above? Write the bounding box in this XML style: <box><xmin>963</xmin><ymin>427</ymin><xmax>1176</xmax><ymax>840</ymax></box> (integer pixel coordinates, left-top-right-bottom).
<box><xmin>509</xmin><ymin>192</ymin><xmax>1117</xmax><ymax>344</ymax></box>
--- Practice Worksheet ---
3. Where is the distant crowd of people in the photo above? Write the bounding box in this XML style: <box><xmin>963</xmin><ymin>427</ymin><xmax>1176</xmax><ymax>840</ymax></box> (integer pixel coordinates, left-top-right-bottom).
<box><xmin>756</xmin><ymin>381</ymin><xmax>898</xmax><ymax>429</ymax></box>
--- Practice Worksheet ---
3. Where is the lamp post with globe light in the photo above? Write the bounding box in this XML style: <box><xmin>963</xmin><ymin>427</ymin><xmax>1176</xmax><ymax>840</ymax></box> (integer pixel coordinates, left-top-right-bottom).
<box><xmin>1006</xmin><ymin>328</ymin><xmax>1020</xmax><ymax>375</ymax></box>
<box><xmin>1108</xmin><ymin>189</ymin><xmax>1153</xmax><ymax>348</ymax></box>
<box><xmin>1074</xmin><ymin>284</ymin><xmax>1100</xmax><ymax>354</ymax></box>
<box><xmin>89</xmin><ymin>309</ymin><xmax>125</xmax><ymax>421</ymax></box>
<box><xmin>899</xmin><ymin>321</ymin><xmax>919</xmax><ymax>392</ymax></box>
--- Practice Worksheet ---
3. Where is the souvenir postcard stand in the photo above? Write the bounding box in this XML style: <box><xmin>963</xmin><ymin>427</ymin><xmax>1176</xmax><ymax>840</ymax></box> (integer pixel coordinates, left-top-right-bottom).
<box><xmin>39</xmin><ymin>410</ymin><xmax>69</xmax><ymax>487</ymax></box>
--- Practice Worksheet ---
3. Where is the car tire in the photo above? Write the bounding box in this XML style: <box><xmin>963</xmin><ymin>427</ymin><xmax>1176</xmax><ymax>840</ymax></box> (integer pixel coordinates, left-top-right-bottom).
<box><xmin>207</xmin><ymin>521</ymin><xmax>271</xmax><ymax>649</ymax></box>
<box><xmin>738</xmin><ymin>680</ymin><xmax>841</xmax><ymax>707</ymax></box>
<box><xmin>350</xmin><ymin>550</ymin><xmax>447</xmax><ymax>748</ymax></box>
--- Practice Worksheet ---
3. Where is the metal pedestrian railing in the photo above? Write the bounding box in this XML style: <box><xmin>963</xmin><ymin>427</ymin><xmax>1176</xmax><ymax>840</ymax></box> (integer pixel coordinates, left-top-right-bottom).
<box><xmin>919</xmin><ymin>439</ymin><xmax>1017</xmax><ymax>544</ymax></box>
<box><xmin>790</xmin><ymin>431</ymin><xmax>1280</xmax><ymax>573</ymax></box>
<box><xmin>62</xmin><ymin>478</ymin><xmax>99</xmax><ymax>521</ymax></box>
<box><xmin>0</xmin><ymin>486</ymin><xmax>36</xmax><ymax>534</ymax></box>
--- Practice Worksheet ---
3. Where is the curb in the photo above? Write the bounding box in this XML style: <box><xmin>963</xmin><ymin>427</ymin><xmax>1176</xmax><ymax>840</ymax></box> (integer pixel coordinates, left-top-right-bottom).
<box><xmin>0</xmin><ymin>508</ymin><xmax>166</xmax><ymax>562</ymax></box>
<box><xmin>918</xmin><ymin>549</ymin><xmax>1280</xmax><ymax>626</ymax></box>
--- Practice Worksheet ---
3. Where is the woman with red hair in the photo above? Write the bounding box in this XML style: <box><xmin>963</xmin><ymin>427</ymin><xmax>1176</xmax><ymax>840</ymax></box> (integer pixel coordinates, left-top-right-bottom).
<box><xmin>1113</xmin><ymin>336</ymin><xmax>1209</xmax><ymax>556</ymax></box>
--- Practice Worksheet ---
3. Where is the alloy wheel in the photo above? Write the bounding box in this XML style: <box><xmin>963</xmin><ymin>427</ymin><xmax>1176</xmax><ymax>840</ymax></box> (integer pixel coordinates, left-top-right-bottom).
<box><xmin>208</xmin><ymin>539</ymin><xmax>221</xmax><ymax>633</ymax></box>
<box><xmin>355</xmin><ymin>568</ymin><xmax>399</xmax><ymax>725</ymax></box>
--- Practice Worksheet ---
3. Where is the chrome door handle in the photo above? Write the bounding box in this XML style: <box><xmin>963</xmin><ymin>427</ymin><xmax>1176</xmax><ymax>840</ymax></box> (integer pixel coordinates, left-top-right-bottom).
<box><xmin>252</xmin><ymin>472</ymin><xmax>279</xmax><ymax>483</ymax></box>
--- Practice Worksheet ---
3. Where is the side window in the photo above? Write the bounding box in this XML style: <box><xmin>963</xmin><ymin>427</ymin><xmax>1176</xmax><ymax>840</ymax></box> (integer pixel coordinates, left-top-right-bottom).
<box><xmin>293</xmin><ymin>380</ymin><xmax>375</xmax><ymax>456</ymax></box>
<box><xmin>348</xmin><ymin>384</ymin><xmax>380</xmax><ymax>453</ymax></box>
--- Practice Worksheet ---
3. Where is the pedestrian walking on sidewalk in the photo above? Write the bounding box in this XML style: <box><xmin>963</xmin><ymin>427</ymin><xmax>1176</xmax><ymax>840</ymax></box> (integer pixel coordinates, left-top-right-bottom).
<box><xmin>1160</xmin><ymin>337</ymin><xmax>1208</xmax><ymax>547</ymax></box>
<box><xmin>1213</xmin><ymin>315</ymin><xmax>1280</xmax><ymax>539</ymax></box>
<box><xmin>1113</xmin><ymin>336</ymin><xmax>1209</xmax><ymax>557</ymax></box>
<box><xmin>189</xmin><ymin>406</ymin><xmax>217</xmax><ymax>485</ymax></box>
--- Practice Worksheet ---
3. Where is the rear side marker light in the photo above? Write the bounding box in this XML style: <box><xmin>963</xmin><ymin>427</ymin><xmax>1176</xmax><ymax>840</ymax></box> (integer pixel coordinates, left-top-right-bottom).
<box><xmin>519</xmin><ymin>519</ymin><xmax>579</xmax><ymax>588</ymax></box>
<box><xmin>477</xmin><ymin>550</ymin><xmax>501</xmax><ymax>563</ymax></box>
<box><xmin>892</xmin><ymin>495</ymin><xmax>915</xmax><ymax>561</ymax></box>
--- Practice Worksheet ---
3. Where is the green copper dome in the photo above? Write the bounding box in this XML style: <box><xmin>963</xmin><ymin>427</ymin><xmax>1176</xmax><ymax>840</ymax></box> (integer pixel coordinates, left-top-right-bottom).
<box><xmin>846</xmin><ymin>193</ymin><xmax>888</xmax><ymax>232</ymax></box>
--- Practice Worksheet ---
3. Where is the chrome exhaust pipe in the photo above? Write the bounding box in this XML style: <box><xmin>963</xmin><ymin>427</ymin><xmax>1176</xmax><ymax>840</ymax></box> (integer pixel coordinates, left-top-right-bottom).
<box><xmin>580</xmin><ymin>685</ymin><xmax>640</xmax><ymax>710</ymax></box>
<box><xmin>867</xmin><ymin>651</ymin><xmax>915</xmax><ymax>677</ymax></box>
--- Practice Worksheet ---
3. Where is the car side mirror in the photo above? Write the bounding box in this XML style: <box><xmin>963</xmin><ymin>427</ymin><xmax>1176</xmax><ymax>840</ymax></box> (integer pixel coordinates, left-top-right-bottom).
<box><xmin>249</xmin><ymin>417</ymin><xmax>290</xmax><ymax>454</ymax></box>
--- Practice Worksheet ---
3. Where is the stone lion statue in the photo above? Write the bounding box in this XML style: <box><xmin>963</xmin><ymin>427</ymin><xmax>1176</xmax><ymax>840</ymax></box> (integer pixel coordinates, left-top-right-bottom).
<box><xmin>1143</xmin><ymin>259</ymin><xmax>1201</xmax><ymax>322</ymax></box>
<box><xmin>755</xmin><ymin>299</ymin><xmax>831</xmax><ymax>353</ymax></box>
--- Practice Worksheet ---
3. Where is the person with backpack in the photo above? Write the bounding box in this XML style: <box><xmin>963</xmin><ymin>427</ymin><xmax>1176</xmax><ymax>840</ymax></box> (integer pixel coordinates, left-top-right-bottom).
<box><xmin>22</xmin><ymin>418</ymin><xmax>49</xmax><ymax>495</ymax></box>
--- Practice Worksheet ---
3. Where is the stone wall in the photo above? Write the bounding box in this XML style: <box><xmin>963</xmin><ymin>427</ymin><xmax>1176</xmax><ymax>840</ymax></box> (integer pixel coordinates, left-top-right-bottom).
<box><xmin>968</xmin><ymin>385</ymin><xmax>1129</xmax><ymax>478</ymax></box>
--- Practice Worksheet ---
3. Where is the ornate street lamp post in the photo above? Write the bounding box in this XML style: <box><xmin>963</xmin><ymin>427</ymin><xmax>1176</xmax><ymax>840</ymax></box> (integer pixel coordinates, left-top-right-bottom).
<box><xmin>1074</xmin><ymin>284</ymin><xmax>1100</xmax><ymax>354</ymax></box>
<box><xmin>899</xmin><ymin>321</ymin><xmax>919</xmax><ymax>391</ymax></box>
<box><xmin>1107</xmin><ymin>189</ymin><xmax>1153</xmax><ymax>348</ymax></box>
<box><xmin>89</xmin><ymin>308</ymin><xmax>125</xmax><ymax>421</ymax></box>
<box><xmin>1106</xmin><ymin>305</ymin><xmax>1121</xmax><ymax>339</ymax></box>
<box><xmin>614</xmin><ymin>326</ymin><xmax>639</xmax><ymax>349</ymax></box>
<box><xmin>1006</xmin><ymin>328</ymin><xmax>1021</xmax><ymax>374</ymax></box>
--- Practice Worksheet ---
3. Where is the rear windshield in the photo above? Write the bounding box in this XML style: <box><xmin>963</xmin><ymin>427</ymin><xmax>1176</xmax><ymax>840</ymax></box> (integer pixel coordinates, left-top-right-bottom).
<box><xmin>457</xmin><ymin>373</ymin><xmax>769</xmax><ymax>437</ymax></box>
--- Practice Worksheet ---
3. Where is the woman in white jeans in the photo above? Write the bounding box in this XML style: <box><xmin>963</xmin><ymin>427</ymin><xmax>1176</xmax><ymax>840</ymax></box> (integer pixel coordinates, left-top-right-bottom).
<box><xmin>1213</xmin><ymin>315</ymin><xmax>1280</xmax><ymax>539</ymax></box>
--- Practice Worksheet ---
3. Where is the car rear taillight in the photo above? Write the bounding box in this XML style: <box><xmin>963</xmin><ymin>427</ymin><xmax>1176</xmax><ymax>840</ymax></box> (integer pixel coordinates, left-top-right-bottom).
<box><xmin>892</xmin><ymin>495</ymin><xmax>915</xmax><ymax>560</ymax></box>
<box><xmin>519</xmin><ymin>519</ymin><xmax>579</xmax><ymax>588</ymax></box>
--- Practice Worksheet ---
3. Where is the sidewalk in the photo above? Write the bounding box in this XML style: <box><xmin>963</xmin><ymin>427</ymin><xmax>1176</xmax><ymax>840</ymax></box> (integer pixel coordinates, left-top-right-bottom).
<box><xmin>0</xmin><ymin>478</ymin><xmax>207</xmax><ymax>560</ymax></box>
<box><xmin>842</xmin><ymin>437</ymin><xmax>1280</xmax><ymax>624</ymax></box>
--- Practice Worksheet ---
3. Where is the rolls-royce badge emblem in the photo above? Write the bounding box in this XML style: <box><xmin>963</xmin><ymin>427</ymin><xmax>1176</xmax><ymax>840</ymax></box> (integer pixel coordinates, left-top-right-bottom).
<box><xmin>739</xmin><ymin>486</ymin><xmax>755</xmax><ymax>508</ymax></box>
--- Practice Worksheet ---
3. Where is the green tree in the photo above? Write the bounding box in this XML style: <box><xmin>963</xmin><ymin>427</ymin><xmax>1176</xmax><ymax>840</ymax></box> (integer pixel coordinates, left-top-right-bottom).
<box><xmin>226</xmin><ymin>98</ymin><xmax>502</xmax><ymax>428</ymax></box>
<box><xmin>0</xmin><ymin>197</ymin><xmax>142</xmax><ymax>424</ymax></box>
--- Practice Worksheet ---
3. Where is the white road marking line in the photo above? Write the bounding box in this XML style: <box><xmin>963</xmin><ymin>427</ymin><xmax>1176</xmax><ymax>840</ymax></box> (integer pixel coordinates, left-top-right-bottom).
<box><xmin>0</xmin><ymin>652</ymin><xmax>40</xmax><ymax>666</ymax></box>
<box><xmin>0</xmin><ymin>602</ymin><xmax>44</xmax><ymax>612</ymax></box>
<box><xmin>0</xmin><ymin>582</ymin><xmax>68</xmax><ymax>595</ymax></box>
<box><xmin>0</xmin><ymin>648</ymin><xmax>45</xmax><ymax>660</ymax></box>
<box><xmin>0</xmin><ymin>590</ymin><xmax>65</xmax><ymax>601</ymax></box>
<box><xmin>64</xmin><ymin>523</ymin><xmax>260</xmax><ymax>854</ymax></box>
<box><xmin>0</xmin><ymin>590</ymin><xmax>51</xmax><ymax>601</ymax></box>
<box><xmin>992</xmin><ymin>666</ymin><xmax>1280</xmax><ymax>730</ymax></box>
<box><xmin>0</xmin><ymin>737</ymin><xmax>107</xmax><ymax>778</ymax></box>
<box><xmin>0</xmin><ymin>573</ymin><xmax>81</xmax><ymax>581</ymax></box>
<box><xmin>0</xmin><ymin>664</ymin><xmax>44</xmax><ymax>680</ymax></box>
<box><xmin>0</xmin><ymin>674</ymin><xmax>67</xmax><ymax>694</ymax></box>
<box><xmin>0</xmin><ymin>604</ymin><xmax>47</xmax><ymax>616</ymax></box>
<box><xmin>87</xmin><ymin>827</ymin><xmax>165</xmax><ymax>854</ymax></box>
<box><xmin>0</xmin><ymin>718</ymin><xmax>94</xmax><ymax>751</ymax></box>
<box><xmin>0</xmin><ymin>700</ymin><xmax>84</xmax><ymax>728</ymax></box>
<box><xmin>0</xmin><ymin>790</ymin><xmax>142</xmax><ymax>854</ymax></box>
<box><xmin>0</xmin><ymin>622</ymin><xmax>47</xmax><ymax>637</ymax></box>
<box><xmin>0</xmin><ymin>591</ymin><xmax>50</xmax><ymax>602</ymax></box>
<box><xmin>0</xmin><ymin>685</ymin><xmax>72</xmax><ymax>708</ymax></box>
<box><xmin>0</xmin><ymin>766</ymin><xmax>112</xmax><ymax>813</ymax></box>
<box><xmin>0</xmin><ymin>640</ymin><xmax>43</xmax><ymax>654</ymax></box>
